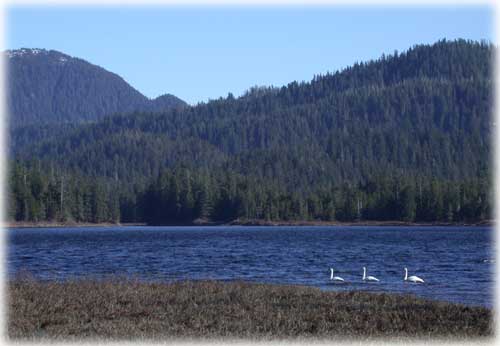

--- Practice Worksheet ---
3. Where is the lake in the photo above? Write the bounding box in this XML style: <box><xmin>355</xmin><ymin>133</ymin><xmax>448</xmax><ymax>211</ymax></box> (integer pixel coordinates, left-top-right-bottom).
<box><xmin>7</xmin><ymin>225</ymin><xmax>494</xmax><ymax>308</ymax></box>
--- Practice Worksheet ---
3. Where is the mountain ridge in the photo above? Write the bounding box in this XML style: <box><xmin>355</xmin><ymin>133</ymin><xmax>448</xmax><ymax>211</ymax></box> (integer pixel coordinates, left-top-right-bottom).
<box><xmin>11</xmin><ymin>39</ymin><xmax>492</xmax><ymax>182</ymax></box>
<box><xmin>7</xmin><ymin>39</ymin><xmax>493</xmax><ymax>224</ymax></box>
<box><xmin>6</xmin><ymin>47</ymin><xmax>187</xmax><ymax>127</ymax></box>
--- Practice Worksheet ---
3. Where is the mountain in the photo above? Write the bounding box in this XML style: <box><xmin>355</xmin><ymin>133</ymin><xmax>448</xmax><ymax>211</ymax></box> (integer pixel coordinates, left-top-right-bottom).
<box><xmin>8</xmin><ymin>39</ymin><xmax>494</xmax><ymax>224</ymax></box>
<box><xmin>6</xmin><ymin>48</ymin><xmax>187</xmax><ymax>127</ymax></box>
<box><xmin>11</xmin><ymin>39</ymin><xmax>493</xmax><ymax>183</ymax></box>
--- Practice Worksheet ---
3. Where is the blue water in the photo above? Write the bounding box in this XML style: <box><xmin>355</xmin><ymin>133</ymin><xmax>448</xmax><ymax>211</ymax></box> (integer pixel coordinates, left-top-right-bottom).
<box><xmin>7</xmin><ymin>226</ymin><xmax>494</xmax><ymax>308</ymax></box>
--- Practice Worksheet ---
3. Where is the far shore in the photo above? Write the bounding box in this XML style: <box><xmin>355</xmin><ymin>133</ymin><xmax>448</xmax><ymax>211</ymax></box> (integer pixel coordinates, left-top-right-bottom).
<box><xmin>4</xmin><ymin>218</ymin><xmax>493</xmax><ymax>229</ymax></box>
<box><xmin>3</xmin><ymin>221</ymin><xmax>147</xmax><ymax>229</ymax></box>
<box><xmin>226</xmin><ymin>218</ymin><xmax>493</xmax><ymax>227</ymax></box>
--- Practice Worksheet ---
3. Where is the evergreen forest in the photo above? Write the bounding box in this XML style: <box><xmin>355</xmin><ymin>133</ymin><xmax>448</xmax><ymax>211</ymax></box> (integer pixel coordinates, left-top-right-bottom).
<box><xmin>7</xmin><ymin>39</ymin><xmax>494</xmax><ymax>225</ymax></box>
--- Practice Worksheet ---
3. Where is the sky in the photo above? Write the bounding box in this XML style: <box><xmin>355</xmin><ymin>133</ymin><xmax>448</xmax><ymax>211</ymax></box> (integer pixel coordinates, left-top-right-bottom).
<box><xmin>6</xmin><ymin>5</ymin><xmax>494</xmax><ymax>105</ymax></box>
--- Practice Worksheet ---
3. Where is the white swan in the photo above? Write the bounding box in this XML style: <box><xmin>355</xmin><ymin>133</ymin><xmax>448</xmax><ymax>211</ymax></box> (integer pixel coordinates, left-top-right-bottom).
<box><xmin>362</xmin><ymin>266</ymin><xmax>379</xmax><ymax>282</ymax></box>
<box><xmin>330</xmin><ymin>268</ymin><xmax>345</xmax><ymax>282</ymax></box>
<box><xmin>404</xmin><ymin>267</ymin><xmax>424</xmax><ymax>283</ymax></box>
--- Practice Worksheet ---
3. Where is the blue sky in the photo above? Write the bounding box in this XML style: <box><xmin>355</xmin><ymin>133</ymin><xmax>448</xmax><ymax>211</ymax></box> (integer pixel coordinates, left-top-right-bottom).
<box><xmin>6</xmin><ymin>5</ymin><xmax>493</xmax><ymax>105</ymax></box>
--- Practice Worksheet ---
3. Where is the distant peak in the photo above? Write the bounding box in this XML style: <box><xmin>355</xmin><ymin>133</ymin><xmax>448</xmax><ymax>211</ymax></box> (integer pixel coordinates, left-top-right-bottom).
<box><xmin>6</xmin><ymin>48</ymin><xmax>72</xmax><ymax>61</ymax></box>
<box><xmin>6</xmin><ymin>48</ymin><xmax>48</xmax><ymax>58</ymax></box>
<box><xmin>153</xmin><ymin>93</ymin><xmax>177</xmax><ymax>100</ymax></box>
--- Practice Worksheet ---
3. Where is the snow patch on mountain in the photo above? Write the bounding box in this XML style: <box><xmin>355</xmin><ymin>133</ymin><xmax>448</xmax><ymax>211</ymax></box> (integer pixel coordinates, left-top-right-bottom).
<box><xmin>6</xmin><ymin>48</ymin><xmax>47</xmax><ymax>58</ymax></box>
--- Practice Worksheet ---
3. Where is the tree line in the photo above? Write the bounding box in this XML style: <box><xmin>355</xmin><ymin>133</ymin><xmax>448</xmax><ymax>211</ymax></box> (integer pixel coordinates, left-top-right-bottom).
<box><xmin>8</xmin><ymin>162</ymin><xmax>491</xmax><ymax>224</ymax></box>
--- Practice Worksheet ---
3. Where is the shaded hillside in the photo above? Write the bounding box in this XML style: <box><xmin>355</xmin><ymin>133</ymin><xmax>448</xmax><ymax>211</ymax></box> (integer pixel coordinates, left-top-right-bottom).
<box><xmin>8</xmin><ymin>39</ymin><xmax>494</xmax><ymax>224</ymax></box>
<box><xmin>12</xmin><ymin>40</ymin><xmax>493</xmax><ymax>185</ymax></box>
<box><xmin>6</xmin><ymin>48</ymin><xmax>186</xmax><ymax>127</ymax></box>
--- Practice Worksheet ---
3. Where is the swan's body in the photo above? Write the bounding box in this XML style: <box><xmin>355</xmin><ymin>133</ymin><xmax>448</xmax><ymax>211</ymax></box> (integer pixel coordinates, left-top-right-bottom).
<box><xmin>330</xmin><ymin>268</ymin><xmax>345</xmax><ymax>282</ymax></box>
<box><xmin>404</xmin><ymin>267</ymin><xmax>424</xmax><ymax>283</ymax></box>
<box><xmin>362</xmin><ymin>267</ymin><xmax>379</xmax><ymax>282</ymax></box>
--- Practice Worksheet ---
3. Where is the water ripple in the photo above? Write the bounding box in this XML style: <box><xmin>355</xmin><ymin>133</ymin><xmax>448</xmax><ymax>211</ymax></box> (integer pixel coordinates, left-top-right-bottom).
<box><xmin>7</xmin><ymin>225</ymin><xmax>494</xmax><ymax>308</ymax></box>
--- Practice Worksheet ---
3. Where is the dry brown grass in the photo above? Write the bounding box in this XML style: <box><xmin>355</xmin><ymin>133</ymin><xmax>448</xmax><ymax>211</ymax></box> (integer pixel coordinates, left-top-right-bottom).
<box><xmin>7</xmin><ymin>278</ymin><xmax>493</xmax><ymax>341</ymax></box>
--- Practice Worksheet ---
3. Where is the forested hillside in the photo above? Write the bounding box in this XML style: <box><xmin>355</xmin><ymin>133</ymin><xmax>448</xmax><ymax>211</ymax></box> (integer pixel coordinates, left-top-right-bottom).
<box><xmin>7</xmin><ymin>39</ymin><xmax>494</xmax><ymax>225</ymax></box>
<box><xmin>6</xmin><ymin>48</ymin><xmax>186</xmax><ymax>127</ymax></box>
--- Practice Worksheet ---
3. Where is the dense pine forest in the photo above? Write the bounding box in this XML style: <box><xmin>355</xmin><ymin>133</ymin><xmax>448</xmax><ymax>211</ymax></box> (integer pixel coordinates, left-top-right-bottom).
<box><xmin>7</xmin><ymin>39</ymin><xmax>494</xmax><ymax>225</ymax></box>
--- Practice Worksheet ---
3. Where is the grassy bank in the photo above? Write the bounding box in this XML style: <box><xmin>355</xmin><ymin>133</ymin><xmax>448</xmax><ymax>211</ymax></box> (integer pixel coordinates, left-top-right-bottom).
<box><xmin>8</xmin><ymin>279</ymin><xmax>493</xmax><ymax>341</ymax></box>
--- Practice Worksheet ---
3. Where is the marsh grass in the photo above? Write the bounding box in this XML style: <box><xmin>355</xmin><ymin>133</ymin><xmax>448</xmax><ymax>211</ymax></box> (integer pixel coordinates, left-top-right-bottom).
<box><xmin>7</xmin><ymin>277</ymin><xmax>493</xmax><ymax>341</ymax></box>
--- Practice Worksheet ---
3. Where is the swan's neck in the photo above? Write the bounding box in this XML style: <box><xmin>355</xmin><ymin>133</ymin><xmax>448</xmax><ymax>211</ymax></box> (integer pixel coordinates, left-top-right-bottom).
<box><xmin>404</xmin><ymin>268</ymin><xmax>408</xmax><ymax>280</ymax></box>
<box><xmin>363</xmin><ymin>267</ymin><xmax>366</xmax><ymax>280</ymax></box>
<box><xmin>330</xmin><ymin>269</ymin><xmax>333</xmax><ymax>280</ymax></box>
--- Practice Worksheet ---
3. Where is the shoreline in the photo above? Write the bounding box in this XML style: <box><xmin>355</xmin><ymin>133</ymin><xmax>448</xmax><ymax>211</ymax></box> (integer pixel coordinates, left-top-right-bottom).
<box><xmin>8</xmin><ymin>279</ymin><xmax>492</xmax><ymax>340</ymax></box>
<box><xmin>4</xmin><ymin>219</ymin><xmax>493</xmax><ymax>228</ymax></box>
<box><xmin>226</xmin><ymin>218</ymin><xmax>493</xmax><ymax>227</ymax></box>
<box><xmin>3</xmin><ymin>221</ymin><xmax>146</xmax><ymax>228</ymax></box>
